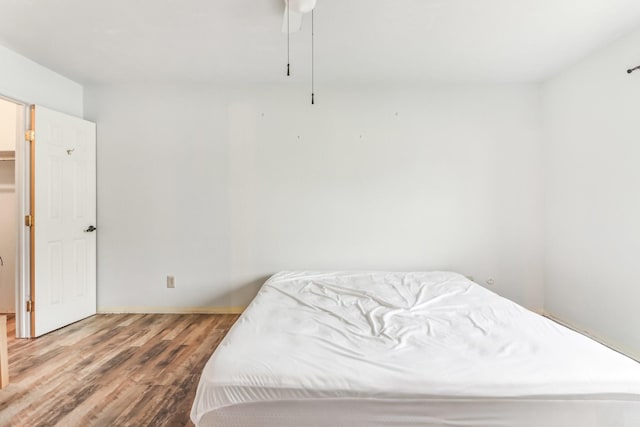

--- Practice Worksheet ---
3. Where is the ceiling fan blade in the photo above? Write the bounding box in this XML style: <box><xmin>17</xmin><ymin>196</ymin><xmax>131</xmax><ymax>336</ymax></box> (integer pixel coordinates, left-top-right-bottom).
<box><xmin>281</xmin><ymin>7</ymin><xmax>303</xmax><ymax>33</ymax></box>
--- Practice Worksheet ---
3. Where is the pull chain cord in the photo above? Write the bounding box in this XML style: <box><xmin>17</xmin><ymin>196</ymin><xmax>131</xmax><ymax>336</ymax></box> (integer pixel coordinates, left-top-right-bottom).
<box><xmin>287</xmin><ymin>0</ymin><xmax>290</xmax><ymax>76</ymax></box>
<box><xmin>628</xmin><ymin>65</ymin><xmax>640</xmax><ymax>74</ymax></box>
<box><xmin>311</xmin><ymin>9</ymin><xmax>315</xmax><ymax>105</ymax></box>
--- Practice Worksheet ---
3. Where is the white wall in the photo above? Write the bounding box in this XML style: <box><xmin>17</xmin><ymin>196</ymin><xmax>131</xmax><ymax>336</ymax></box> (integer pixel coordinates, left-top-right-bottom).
<box><xmin>0</xmin><ymin>45</ymin><xmax>83</xmax><ymax>116</ymax></box>
<box><xmin>542</xmin><ymin>27</ymin><xmax>640</xmax><ymax>359</ymax></box>
<box><xmin>0</xmin><ymin>98</ymin><xmax>17</xmax><ymax>312</ymax></box>
<box><xmin>84</xmin><ymin>83</ymin><xmax>544</xmax><ymax>312</ymax></box>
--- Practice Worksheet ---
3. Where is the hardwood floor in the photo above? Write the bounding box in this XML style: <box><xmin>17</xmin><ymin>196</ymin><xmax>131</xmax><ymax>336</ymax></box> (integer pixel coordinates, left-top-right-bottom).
<box><xmin>0</xmin><ymin>313</ymin><xmax>239</xmax><ymax>427</ymax></box>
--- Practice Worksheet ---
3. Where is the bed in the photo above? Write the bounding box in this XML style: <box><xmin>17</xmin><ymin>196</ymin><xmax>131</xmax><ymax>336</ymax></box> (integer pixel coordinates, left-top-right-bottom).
<box><xmin>191</xmin><ymin>271</ymin><xmax>640</xmax><ymax>426</ymax></box>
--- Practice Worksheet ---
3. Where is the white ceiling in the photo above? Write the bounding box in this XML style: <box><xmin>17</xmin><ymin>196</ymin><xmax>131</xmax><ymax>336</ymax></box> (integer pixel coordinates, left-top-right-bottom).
<box><xmin>1</xmin><ymin>0</ymin><xmax>640</xmax><ymax>85</ymax></box>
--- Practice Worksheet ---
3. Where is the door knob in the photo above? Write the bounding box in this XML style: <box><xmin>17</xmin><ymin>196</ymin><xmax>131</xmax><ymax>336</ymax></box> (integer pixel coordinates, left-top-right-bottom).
<box><xmin>84</xmin><ymin>225</ymin><xmax>97</xmax><ymax>233</ymax></box>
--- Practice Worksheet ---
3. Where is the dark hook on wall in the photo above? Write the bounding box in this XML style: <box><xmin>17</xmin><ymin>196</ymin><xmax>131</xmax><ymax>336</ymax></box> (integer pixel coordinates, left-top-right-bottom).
<box><xmin>627</xmin><ymin>65</ymin><xmax>640</xmax><ymax>74</ymax></box>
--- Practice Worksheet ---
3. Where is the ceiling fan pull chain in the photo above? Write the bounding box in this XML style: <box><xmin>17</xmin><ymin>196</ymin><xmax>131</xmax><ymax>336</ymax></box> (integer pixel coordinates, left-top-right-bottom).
<box><xmin>287</xmin><ymin>0</ymin><xmax>291</xmax><ymax>76</ymax></box>
<box><xmin>311</xmin><ymin>8</ymin><xmax>315</xmax><ymax>105</ymax></box>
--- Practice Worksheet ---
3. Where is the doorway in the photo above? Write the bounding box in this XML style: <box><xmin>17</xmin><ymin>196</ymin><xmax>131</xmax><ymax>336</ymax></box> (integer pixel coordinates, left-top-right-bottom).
<box><xmin>0</xmin><ymin>96</ymin><xmax>28</xmax><ymax>338</ymax></box>
<box><xmin>0</xmin><ymin>98</ymin><xmax>97</xmax><ymax>340</ymax></box>
<box><xmin>0</xmin><ymin>98</ymin><xmax>19</xmax><ymax>317</ymax></box>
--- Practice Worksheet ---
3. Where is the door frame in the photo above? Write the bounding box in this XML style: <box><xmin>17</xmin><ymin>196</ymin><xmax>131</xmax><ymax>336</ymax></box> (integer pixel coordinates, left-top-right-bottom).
<box><xmin>1</xmin><ymin>93</ymin><xmax>31</xmax><ymax>338</ymax></box>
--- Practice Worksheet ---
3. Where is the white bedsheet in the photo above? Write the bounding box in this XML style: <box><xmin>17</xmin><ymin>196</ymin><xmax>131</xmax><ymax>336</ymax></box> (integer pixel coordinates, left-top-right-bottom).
<box><xmin>191</xmin><ymin>271</ymin><xmax>640</xmax><ymax>426</ymax></box>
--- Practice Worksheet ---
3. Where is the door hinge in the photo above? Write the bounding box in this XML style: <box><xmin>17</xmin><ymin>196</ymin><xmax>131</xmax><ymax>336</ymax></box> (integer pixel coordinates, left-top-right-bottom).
<box><xmin>26</xmin><ymin>300</ymin><xmax>34</xmax><ymax>313</ymax></box>
<box><xmin>25</xmin><ymin>215</ymin><xmax>33</xmax><ymax>227</ymax></box>
<box><xmin>25</xmin><ymin>130</ymin><xmax>35</xmax><ymax>142</ymax></box>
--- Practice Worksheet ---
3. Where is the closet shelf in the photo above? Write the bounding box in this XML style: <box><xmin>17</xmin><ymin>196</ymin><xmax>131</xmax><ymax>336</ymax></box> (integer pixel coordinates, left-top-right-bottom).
<box><xmin>0</xmin><ymin>151</ymin><xmax>15</xmax><ymax>162</ymax></box>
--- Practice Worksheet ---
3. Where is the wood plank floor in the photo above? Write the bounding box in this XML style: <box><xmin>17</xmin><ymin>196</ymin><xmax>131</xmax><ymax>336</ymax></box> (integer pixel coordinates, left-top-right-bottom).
<box><xmin>0</xmin><ymin>313</ymin><xmax>239</xmax><ymax>427</ymax></box>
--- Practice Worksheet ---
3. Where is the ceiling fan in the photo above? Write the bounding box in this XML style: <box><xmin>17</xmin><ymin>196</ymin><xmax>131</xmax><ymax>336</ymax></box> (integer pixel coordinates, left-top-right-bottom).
<box><xmin>281</xmin><ymin>0</ymin><xmax>317</xmax><ymax>33</ymax></box>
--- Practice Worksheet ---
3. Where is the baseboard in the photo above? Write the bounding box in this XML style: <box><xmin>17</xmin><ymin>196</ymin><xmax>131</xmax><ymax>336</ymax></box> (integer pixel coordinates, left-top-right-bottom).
<box><xmin>97</xmin><ymin>306</ymin><xmax>245</xmax><ymax>315</ymax></box>
<box><xmin>543</xmin><ymin>312</ymin><xmax>640</xmax><ymax>363</ymax></box>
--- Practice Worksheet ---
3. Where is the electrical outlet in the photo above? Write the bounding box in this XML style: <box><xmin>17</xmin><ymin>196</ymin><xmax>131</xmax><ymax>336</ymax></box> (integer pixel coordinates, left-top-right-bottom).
<box><xmin>167</xmin><ymin>275</ymin><xmax>175</xmax><ymax>289</ymax></box>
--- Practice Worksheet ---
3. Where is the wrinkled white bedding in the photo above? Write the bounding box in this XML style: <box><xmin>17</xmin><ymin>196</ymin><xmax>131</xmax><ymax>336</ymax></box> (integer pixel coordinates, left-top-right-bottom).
<box><xmin>191</xmin><ymin>271</ymin><xmax>640</xmax><ymax>426</ymax></box>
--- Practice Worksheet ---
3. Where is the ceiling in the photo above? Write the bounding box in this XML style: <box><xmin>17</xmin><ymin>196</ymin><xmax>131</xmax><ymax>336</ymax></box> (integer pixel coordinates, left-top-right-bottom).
<box><xmin>1</xmin><ymin>0</ymin><xmax>640</xmax><ymax>85</ymax></box>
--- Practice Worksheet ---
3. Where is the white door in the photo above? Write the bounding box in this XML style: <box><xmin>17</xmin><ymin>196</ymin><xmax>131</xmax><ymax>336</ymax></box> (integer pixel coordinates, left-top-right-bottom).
<box><xmin>31</xmin><ymin>105</ymin><xmax>96</xmax><ymax>337</ymax></box>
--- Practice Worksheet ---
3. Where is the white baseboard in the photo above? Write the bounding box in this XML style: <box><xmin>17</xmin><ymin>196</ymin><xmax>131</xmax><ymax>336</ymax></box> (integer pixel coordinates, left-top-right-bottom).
<box><xmin>543</xmin><ymin>312</ymin><xmax>639</xmax><ymax>363</ymax></box>
<box><xmin>97</xmin><ymin>306</ymin><xmax>245</xmax><ymax>315</ymax></box>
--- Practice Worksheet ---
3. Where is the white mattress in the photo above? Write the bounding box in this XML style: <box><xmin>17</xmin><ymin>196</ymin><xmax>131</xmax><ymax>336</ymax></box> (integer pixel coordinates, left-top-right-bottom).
<box><xmin>191</xmin><ymin>271</ymin><xmax>640</xmax><ymax>426</ymax></box>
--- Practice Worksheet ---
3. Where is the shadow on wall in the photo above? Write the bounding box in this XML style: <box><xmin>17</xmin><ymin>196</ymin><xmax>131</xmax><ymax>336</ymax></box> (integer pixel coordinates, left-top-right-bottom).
<box><xmin>199</xmin><ymin>275</ymin><xmax>271</xmax><ymax>309</ymax></box>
